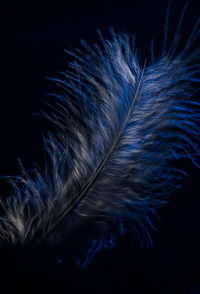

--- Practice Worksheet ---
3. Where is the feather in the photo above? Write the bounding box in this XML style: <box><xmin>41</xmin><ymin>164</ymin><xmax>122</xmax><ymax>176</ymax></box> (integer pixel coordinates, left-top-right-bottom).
<box><xmin>0</xmin><ymin>3</ymin><xmax>200</xmax><ymax>269</ymax></box>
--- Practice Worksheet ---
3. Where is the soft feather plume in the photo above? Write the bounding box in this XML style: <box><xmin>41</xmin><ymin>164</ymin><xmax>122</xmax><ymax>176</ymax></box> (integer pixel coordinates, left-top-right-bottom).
<box><xmin>0</xmin><ymin>3</ymin><xmax>200</xmax><ymax>269</ymax></box>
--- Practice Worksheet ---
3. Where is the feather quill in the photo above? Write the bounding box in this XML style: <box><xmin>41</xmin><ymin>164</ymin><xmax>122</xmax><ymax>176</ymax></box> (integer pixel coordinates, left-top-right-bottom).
<box><xmin>0</xmin><ymin>3</ymin><xmax>200</xmax><ymax>268</ymax></box>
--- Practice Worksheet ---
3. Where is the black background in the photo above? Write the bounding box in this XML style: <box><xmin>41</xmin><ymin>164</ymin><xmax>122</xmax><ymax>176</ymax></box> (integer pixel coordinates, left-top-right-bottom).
<box><xmin>1</xmin><ymin>0</ymin><xmax>200</xmax><ymax>293</ymax></box>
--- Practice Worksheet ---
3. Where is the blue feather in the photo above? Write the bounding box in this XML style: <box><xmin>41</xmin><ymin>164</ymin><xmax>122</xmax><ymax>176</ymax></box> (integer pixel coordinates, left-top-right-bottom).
<box><xmin>0</xmin><ymin>5</ymin><xmax>199</xmax><ymax>268</ymax></box>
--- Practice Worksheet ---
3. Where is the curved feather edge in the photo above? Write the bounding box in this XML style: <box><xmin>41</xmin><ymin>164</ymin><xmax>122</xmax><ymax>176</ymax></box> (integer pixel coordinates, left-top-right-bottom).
<box><xmin>0</xmin><ymin>9</ymin><xmax>200</xmax><ymax>268</ymax></box>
